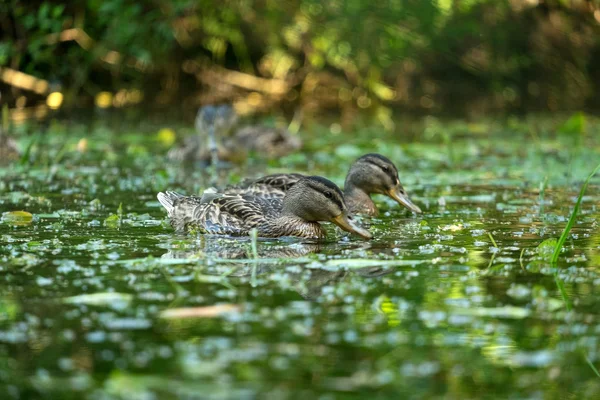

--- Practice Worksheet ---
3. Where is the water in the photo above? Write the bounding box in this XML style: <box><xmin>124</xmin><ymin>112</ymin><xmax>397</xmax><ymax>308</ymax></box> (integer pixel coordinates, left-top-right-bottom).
<box><xmin>1</xmin><ymin>120</ymin><xmax>599</xmax><ymax>398</ymax></box>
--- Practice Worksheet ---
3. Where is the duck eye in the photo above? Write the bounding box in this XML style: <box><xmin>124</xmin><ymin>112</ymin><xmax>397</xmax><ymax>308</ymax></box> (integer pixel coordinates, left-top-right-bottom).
<box><xmin>382</xmin><ymin>166</ymin><xmax>390</xmax><ymax>172</ymax></box>
<box><xmin>324</xmin><ymin>191</ymin><xmax>333</xmax><ymax>199</ymax></box>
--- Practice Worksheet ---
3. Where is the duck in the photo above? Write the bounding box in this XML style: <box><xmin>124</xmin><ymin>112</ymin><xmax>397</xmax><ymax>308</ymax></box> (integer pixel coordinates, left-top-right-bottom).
<box><xmin>157</xmin><ymin>176</ymin><xmax>371</xmax><ymax>239</ymax></box>
<box><xmin>167</xmin><ymin>105</ymin><xmax>302</xmax><ymax>164</ymax></box>
<box><xmin>0</xmin><ymin>131</ymin><xmax>19</xmax><ymax>165</ymax></box>
<box><xmin>167</xmin><ymin>105</ymin><xmax>239</xmax><ymax>164</ymax></box>
<box><xmin>223</xmin><ymin>153</ymin><xmax>422</xmax><ymax>216</ymax></box>
<box><xmin>231</xmin><ymin>125</ymin><xmax>302</xmax><ymax>159</ymax></box>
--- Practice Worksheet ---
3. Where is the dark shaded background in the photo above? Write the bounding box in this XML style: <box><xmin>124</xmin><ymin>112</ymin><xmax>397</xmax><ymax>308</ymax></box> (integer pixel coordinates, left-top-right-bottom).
<box><xmin>2</xmin><ymin>0</ymin><xmax>600</xmax><ymax>125</ymax></box>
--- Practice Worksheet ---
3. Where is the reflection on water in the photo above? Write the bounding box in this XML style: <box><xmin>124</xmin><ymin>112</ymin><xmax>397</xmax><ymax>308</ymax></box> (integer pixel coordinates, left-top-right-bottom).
<box><xmin>160</xmin><ymin>238</ymin><xmax>395</xmax><ymax>300</ymax></box>
<box><xmin>161</xmin><ymin>237</ymin><xmax>324</xmax><ymax>261</ymax></box>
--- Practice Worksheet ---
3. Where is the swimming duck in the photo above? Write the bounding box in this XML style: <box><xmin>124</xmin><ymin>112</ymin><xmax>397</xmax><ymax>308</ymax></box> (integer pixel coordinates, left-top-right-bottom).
<box><xmin>231</xmin><ymin>125</ymin><xmax>302</xmax><ymax>158</ymax></box>
<box><xmin>0</xmin><ymin>132</ymin><xmax>19</xmax><ymax>165</ymax></box>
<box><xmin>157</xmin><ymin>176</ymin><xmax>371</xmax><ymax>239</ymax></box>
<box><xmin>224</xmin><ymin>153</ymin><xmax>422</xmax><ymax>216</ymax></box>
<box><xmin>167</xmin><ymin>105</ymin><xmax>238</xmax><ymax>164</ymax></box>
<box><xmin>167</xmin><ymin>105</ymin><xmax>302</xmax><ymax>164</ymax></box>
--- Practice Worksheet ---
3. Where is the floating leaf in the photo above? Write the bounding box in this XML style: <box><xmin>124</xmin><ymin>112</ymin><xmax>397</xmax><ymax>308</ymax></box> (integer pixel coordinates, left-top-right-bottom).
<box><xmin>1</xmin><ymin>211</ymin><xmax>33</xmax><ymax>226</ymax></box>
<box><xmin>36</xmin><ymin>212</ymin><xmax>61</xmax><ymax>219</ymax></box>
<box><xmin>104</xmin><ymin>203</ymin><xmax>123</xmax><ymax>228</ymax></box>
<box><xmin>312</xmin><ymin>259</ymin><xmax>422</xmax><ymax>270</ymax></box>
<box><xmin>104</xmin><ymin>372</ymin><xmax>249</xmax><ymax>397</ymax></box>
<box><xmin>104</xmin><ymin>214</ymin><xmax>120</xmax><ymax>228</ymax></box>
<box><xmin>160</xmin><ymin>304</ymin><xmax>241</xmax><ymax>319</ymax></box>
<box><xmin>63</xmin><ymin>292</ymin><xmax>133</xmax><ymax>310</ymax></box>
<box><xmin>536</xmin><ymin>238</ymin><xmax>557</xmax><ymax>261</ymax></box>
<box><xmin>453</xmin><ymin>306</ymin><xmax>530</xmax><ymax>319</ymax></box>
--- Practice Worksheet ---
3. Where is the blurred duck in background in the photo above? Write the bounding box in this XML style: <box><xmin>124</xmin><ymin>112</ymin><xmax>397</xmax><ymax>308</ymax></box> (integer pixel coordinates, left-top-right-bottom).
<box><xmin>0</xmin><ymin>131</ymin><xmax>19</xmax><ymax>165</ymax></box>
<box><xmin>167</xmin><ymin>104</ymin><xmax>302</xmax><ymax>165</ymax></box>
<box><xmin>0</xmin><ymin>99</ymin><xmax>20</xmax><ymax>165</ymax></box>
<box><xmin>167</xmin><ymin>105</ymin><xmax>238</xmax><ymax>165</ymax></box>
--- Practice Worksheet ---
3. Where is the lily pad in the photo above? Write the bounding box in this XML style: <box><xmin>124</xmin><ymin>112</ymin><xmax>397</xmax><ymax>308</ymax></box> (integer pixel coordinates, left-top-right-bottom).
<box><xmin>537</xmin><ymin>238</ymin><xmax>558</xmax><ymax>261</ymax></box>
<box><xmin>63</xmin><ymin>292</ymin><xmax>133</xmax><ymax>310</ymax></box>
<box><xmin>1</xmin><ymin>211</ymin><xmax>33</xmax><ymax>226</ymax></box>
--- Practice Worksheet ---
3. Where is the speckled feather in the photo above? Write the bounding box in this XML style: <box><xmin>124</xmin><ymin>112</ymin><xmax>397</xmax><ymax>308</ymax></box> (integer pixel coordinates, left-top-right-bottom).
<box><xmin>158</xmin><ymin>191</ymin><xmax>325</xmax><ymax>238</ymax></box>
<box><xmin>224</xmin><ymin>173</ymin><xmax>306</xmax><ymax>198</ymax></box>
<box><xmin>219</xmin><ymin>153</ymin><xmax>416</xmax><ymax>216</ymax></box>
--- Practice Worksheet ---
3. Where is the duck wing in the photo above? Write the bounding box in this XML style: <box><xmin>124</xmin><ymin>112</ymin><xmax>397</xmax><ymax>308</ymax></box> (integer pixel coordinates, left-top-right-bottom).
<box><xmin>250</xmin><ymin>173</ymin><xmax>305</xmax><ymax>191</ymax></box>
<box><xmin>222</xmin><ymin>173</ymin><xmax>306</xmax><ymax>197</ymax></box>
<box><xmin>159</xmin><ymin>190</ymin><xmax>284</xmax><ymax>235</ymax></box>
<box><xmin>234</xmin><ymin>126</ymin><xmax>302</xmax><ymax>157</ymax></box>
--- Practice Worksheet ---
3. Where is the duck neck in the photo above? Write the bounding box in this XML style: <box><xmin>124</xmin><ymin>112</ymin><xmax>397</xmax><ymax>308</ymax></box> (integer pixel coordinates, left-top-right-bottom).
<box><xmin>259</xmin><ymin>215</ymin><xmax>326</xmax><ymax>239</ymax></box>
<box><xmin>344</xmin><ymin>184</ymin><xmax>377</xmax><ymax>216</ymax></box>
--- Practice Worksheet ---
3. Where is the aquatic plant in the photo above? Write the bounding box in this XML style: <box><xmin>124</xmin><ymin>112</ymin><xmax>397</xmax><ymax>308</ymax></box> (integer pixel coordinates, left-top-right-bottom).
<box><xmin>551</xmin><ymin>163</ymin><xmax>600</xmax><ymax>264</ymax></box>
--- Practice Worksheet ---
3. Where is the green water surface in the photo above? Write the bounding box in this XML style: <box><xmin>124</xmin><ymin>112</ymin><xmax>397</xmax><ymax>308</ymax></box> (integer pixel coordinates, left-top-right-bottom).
<box><xmin>1</xmin><ymin>117</ymin><xmax>599</xmax><ymax>399</ymax></box>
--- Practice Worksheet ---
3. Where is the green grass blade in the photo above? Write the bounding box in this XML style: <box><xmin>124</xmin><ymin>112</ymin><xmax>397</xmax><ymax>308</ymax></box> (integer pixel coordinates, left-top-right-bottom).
<box><xmin>487</xmin><ymin>232</ymin><xmax>498</xmax><ymax>248</ymax></box>
<box><xmin>585</xmin><ymin>355</ymin><xmax>600</xmax><ymax>378</ymax></box>
<box><xmin>20</xmin><ymin>134</ymin><xmax>40</xmax><ymax>165</ymax></box>
<box><xmin>519</xmin><ymin>248</ymin><xmax>525</xmax><ymax>271</ymax></box>
<box><xmin>551</xmin><ymin>163</ymin><xmax>600</xmax><ymax>264</ymax></box>
<box><xmin>554</xmin><ymin>276</ymin><xmax>572</xmax><ymax>311</ymax></box>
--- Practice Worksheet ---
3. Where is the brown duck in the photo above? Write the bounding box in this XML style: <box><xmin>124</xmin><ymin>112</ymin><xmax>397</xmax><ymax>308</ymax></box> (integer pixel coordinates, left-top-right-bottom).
<box><xmin>223</xmin><ymin>153</ymin><xmax>422</xmax><ymax>216</ymax></box>
<box><xmin>157</xmin><ymin>176</ymin><xmax>371</xmax><ymax>239</ymax></box>
<box><xmin>167</xmin><ymin>105</ymin><xmax>302</xmax><ymax>164</ymax></box>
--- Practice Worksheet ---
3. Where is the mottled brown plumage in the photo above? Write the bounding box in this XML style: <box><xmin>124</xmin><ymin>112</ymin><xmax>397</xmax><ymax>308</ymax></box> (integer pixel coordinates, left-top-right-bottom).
<box><xmin>221</xmin><ymin>153</ymin><xmax>422</xmax><ymax>216</ymax></box>
<box><xmin>232</xmin><ymin>126</ymin><xmax>302</xmax><ymax>158</ymax></box>
<box><xmin>223</xmin><ymin>173</ymin><xmax>306</xmax><ymax>198</ymax></box>
<box><xmin>167</xmin><ymin>105</ymin><xmax>239</xmax><ymax>164</ymax></box>
<box><xmin>0</xmin><ymin>132</ymin><xmax>19</xmax><ymax>165</ymax></box>
<box><xmin>167</xmin><ymin>105</ymin><xmax>302</xmax><ymax>164</ymax></box>
<box><xmin>157</xmin><ymin>176</ymin><xmax>371</xmax><ymax>239</ymax></box>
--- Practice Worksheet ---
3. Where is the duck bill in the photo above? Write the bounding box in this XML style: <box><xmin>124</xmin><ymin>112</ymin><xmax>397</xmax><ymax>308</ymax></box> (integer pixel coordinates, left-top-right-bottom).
<box><xmin>330</xmin><ymin>213</ymin><xmax>372</xmax><ymax>240</ymax></box>
<box><xmin>387</xmin><ymin>185</ymin><xmax>422</xmax><ymax>214</ymax></box>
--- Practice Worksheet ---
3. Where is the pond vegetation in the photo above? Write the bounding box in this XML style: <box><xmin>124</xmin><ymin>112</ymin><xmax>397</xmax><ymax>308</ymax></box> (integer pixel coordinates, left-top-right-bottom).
<box><xmin>0</xmin><ymin>113</ymin><xmax>599</xmax><ymax>398</ymax></box>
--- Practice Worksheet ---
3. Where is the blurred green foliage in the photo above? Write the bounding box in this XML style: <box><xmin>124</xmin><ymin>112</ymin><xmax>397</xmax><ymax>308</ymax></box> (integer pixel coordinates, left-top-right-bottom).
<box><xmin>1</xmin><ymin>0</ymin><xmax>600</xmax><ymax>117</ymax></box>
